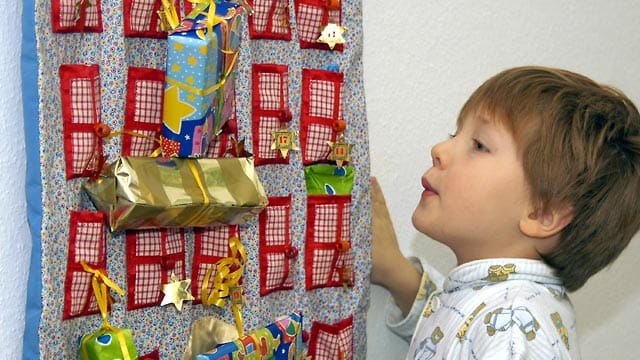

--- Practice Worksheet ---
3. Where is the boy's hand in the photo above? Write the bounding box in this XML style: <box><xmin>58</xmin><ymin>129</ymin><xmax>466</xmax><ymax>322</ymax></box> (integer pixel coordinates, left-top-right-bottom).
<box><xmin>370</xmin><ymin>176</ymin><xmax>403</xmax><ymax>287</ymax></box>
<box><xmin>370</xmin><ymin>176</ymin><xmax>422</xmax><ymax>315</ymax></box>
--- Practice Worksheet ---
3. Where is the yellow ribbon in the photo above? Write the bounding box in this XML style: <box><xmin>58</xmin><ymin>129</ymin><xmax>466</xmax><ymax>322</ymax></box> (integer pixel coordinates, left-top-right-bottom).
<box><xmin>79</xmin><ymin>261</ymin><xmax>131</xmax><ymax>360</ymax></box>
<box><xmin>158</xmin><ymin>0</ymin><xmax>180</xmax><ymax>31</ymax></box>
<box><xmin>107</xmin><ymin>129</ymin><xmax>163</xmax><ymax>157</ymax></box>
<box><xmin>81</xmin><ymin>261</ymin><xmax>125</xmax><ymax>326</ymax></box>
<box><xmin>201</xmin><ymin>236</ymin><xmax>247</xmax><ymax>336</ymax></box>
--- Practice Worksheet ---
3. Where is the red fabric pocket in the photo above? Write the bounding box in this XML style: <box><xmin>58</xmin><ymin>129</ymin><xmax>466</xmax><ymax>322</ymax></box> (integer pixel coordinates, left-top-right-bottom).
<box><xmin>123</xmin><ymin>0</ymin><xmax>178</xmax><ymax>38</ymax></box>
<box><xmin>122</xmin><ymin>67</ymin><xmax>165</xmax><ymax>157</ymax></box>
<box><xmin>259</xmin><ymin>196</ymin><xmax>295</xmax><ymax>296</ymax></box>
<box><xmin>300</xmin><ymin>68</ymin><xmax>344</xmax><ymax>165</ymax></box>
<box><xmin>125</xmin><ymin>229</ymin><xmax>186</xmax><ymax>310</ymax></box>
<box><xmin>60</xmin><ymin>64</ymin><xmax>103</xmax><ymax>179</ymax></box>
<box><xmin>305</xmin><ymin>195</ymin><xmax>354</xmax><ymax>290</ymax></box>
<box><xmin>52</xmin><ymin>0</ymin><xmax>103</xmax><ymax>33</ymax></box>
<box><xmin>294</xmin><ymin>0</ymin><xmax>343</xmax><ymax>51</ymax></box>
<box><xmin>191</xmin><ymin>226</ymin><xmax>240</xmax><ymax>303</ymax></box>
<box><xmin>251</xmin><ymin>64</ymin><xmax>291</xmax><ymax>165</ymax></box>
<box><xmin>248</xmin><ymin>0</ymin><xmax>292</xmax><ymax>40</ymax></box>
<box><xmin>62</xmin><ymin>211</ymin><xmax>106</xmax><ymax>319</ymax></box>
<box><xmin>308</xmin><ymin>316</ymin><xmax>354</xmax><ymax>360</ymax></box>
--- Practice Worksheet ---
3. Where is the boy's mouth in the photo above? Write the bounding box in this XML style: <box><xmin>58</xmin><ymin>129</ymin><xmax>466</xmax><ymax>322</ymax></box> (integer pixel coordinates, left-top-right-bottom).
<box><xmin>421</xmin><ymin>177</ymin><xmax>438</xmax><ymax>195</ymax></box>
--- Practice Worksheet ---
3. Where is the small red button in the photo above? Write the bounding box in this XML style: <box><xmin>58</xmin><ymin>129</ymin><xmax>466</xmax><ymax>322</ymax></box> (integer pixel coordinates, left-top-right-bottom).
<box><xmin>335</xmin><ymin>240</ymin><xmax>351</xmax><ymax>252</ymax></box>
<box><xmin>284</xmin><ymin>245</ymin><xmax>299</xmax><ymax>259</ymax></box>
<box><xmin>93</xmin><ymin>123</ymin><xmax>111</xmax><ymax>138</ymax></box>
<box><xmin>332</xmin><ymin>119</ymin><xmax>346</xmax><ymax>133</ymax></box>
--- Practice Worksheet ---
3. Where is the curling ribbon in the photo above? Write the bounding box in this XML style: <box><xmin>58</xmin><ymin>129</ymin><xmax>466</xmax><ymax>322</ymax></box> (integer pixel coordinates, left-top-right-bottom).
<box><xmin>79</xmin><ymin>261</ymin><xmax>132</xmax><ymax>360</ymax></box>
<box><xmin>201</xmin><ymin>236</ymin><xmax>247</xmax><ymax>337</ymax></box>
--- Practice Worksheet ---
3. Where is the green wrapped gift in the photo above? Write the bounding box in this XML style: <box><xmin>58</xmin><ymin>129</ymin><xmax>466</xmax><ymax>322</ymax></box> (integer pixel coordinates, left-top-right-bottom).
<box><xmin>304</xmin><ymin>164</ymin><xmax>355</xmax><ymax>195</ymax></box>
<box><xmin>80</xmin><ymin>326</ymin><xmax>138</xmax><ymax>360</ymax></box>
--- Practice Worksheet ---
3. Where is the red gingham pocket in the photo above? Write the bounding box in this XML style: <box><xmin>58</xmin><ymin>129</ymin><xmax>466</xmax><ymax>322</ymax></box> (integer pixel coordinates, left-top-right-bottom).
<box><xmin>307</xmin><ymin>316</ymin><xmax>354</xmax><ymax>360</ymax></box>
<box><xmin>305</xmin><ymin>195</ymin><xmax>353</xmax><ymax>290</ymax></box>
<box><xmin>52</xmin><ymin>0</ymin><xmax>103</xmax><ymax>33</ymax></box>
<box><xmin>294</xmin><ymin>0</ymin><xmax>342</xmax><ymax>51</ymax></box>
<box><xmin>251</xmin><ymin>64</ymin><xmax>291</xmax><ymax>165</ymax></box>
<box><xmin>125</xmin><ymin>229</ymin><xmax>186</xmax><ymax>310</ymax></box>
<box><xmin>123</xmin><ymin>0</ymin><xmax>179</xmax><ymax>38</ymax></box>
<box><xmin>122</xmin><ymin>67</ymin><xmax>165</xmax><ymax>157</ymax></box>
<box><xmin>259</xmin><ymin>196</ymin><xmax>295</xmax><ymax>296</ymax></box>
<box><xmin>62</xmin><ymin>211</ymin><xmax>106</xmax><ymax>319</ymax></box>
<box><xmin>60</xmin><ymin>64</ymin><xmax>103</xmax><ymax>179</ymax></box>
<box><xmin>247</xmin><ymin>0</ymin><xmax>292</xmax><ymax>40</ymax></box>
<box><xmin>191</xmin><ymin>226</ymin><xmax>240</xmax><ymax>303</ymax></box>
<box><xmin>300</xmin><ymin>69</ymin><xmax>344</xmax><ymax>165</ymax></box>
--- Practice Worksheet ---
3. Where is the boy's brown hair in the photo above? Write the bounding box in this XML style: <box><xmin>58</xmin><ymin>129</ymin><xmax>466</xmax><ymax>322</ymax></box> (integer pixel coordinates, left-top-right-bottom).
<box><xmin>458</xmin><ymin>66</ymin><xmax>640</xmax><ymax>291</ymax></box>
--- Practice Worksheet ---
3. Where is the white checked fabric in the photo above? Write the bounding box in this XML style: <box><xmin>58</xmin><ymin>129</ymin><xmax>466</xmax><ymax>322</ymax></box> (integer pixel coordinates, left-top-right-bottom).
<box><xmin>192</xmin><ymin>226</ymin><xmax>238</xmax><ymax>302</ymax></box>
<box><xmin>250</xmin><ymin>0</ymin><xmax>290</xmax><ymax>35</ymax></box>
<box><xmin>127</xmin><ymin>229</ymin><xmax>186</xmax><ymax>309</ymax></box>
<box><xmin>58</xmin><ymin>0</ymin><xmax>100</xmax><ymax>28</ymax></box>
<box><xmin>63</xmin><ymin>211</ymin><xmax>105</xmax><ymax>319</ymax></box>
<box><xmin>310</xmin><ymin>318</ymin><xmax>354</xmax><ymax>360</ymax></box>
<box><xmin>259</xmin><ymin>200</ymin><xmax>294</xmax><ymax>295</ymax></box>
<box><xmin>128</xmin><ymin>0</ymin><xmax>159</xmax><ymax>32</ymax></box>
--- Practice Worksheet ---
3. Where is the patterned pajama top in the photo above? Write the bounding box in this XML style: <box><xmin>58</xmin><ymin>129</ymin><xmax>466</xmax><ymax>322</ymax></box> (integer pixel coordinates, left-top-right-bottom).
<box><xmin>385</xmin><ymin>258</ymin><xmax>581</xmax><ymax>359</ymax></box>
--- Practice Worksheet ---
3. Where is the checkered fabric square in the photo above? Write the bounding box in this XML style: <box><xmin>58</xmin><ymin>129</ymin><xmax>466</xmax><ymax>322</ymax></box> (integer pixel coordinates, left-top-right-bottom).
<box><xmin>126</xmin><ymin>229</ymin><xmax>186</xmax><ymax>310</ymax></box>
<box><xmin>259</xmin><ymin>197</ymin><xmax>294</xmax><ymax>295</ymax></box>
<box><xmin>123</xmin><ymin>67</ymin><xmax>164</xmax><ymax>156</ymax></box>
<box><xmin>248</xmin><ymin>0</ymin><xmax>291</xmax><ymax>40</ymax></box>
<box><xmin>52</xmin><ymin>0</ymin><xmax>102</xmax><ymax>32</ymax></box>
<box><xmin>295</xmin><ymin>1</ymin><xmax>342</xmax><ymax>50</ymax></box>
<box><xmin>308</xmin><ymin>317</ymin><xmax>354</xmax><ymax>360</ymax></box>
<box><xmin>63</xmin><ymin>211</ymin><xmax>106</xmax><ymax>319</ymax></box>
<box><xmin>305</xmin><ymin>195</ymin><xmax>352</xmax><ymax>289</ymax></box>
<box><xmin>252</xmin><ymin>64</ymin><xmax>290</xmax><ymax>165</ymax></box>
<box><xmin>123</xmin><ymin>0</ymin><xmax>175</xmax><ymax>38</ymax></box>
<box><xmin>300</xmin><ymin>69</ymin><xmax>344</xmax><ymax>165</ymax></box>
<box><xmin>192</xmin><ymin>226</ymin><xmax>239</xmax><ymax>302</ymax></box>
<box><xmin>60</xmin><ymin>64</ymin><xmax>102</xmax><ymax>179</ymax></box>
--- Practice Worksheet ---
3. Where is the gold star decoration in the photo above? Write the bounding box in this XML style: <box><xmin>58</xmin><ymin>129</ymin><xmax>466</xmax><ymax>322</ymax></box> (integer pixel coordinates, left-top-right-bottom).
<box><xmin>327</xmin><ymin>134</ymin><xmax>353</xmax><ymax>168</ymax></box>
<box><xmin>161</xmin><ymin>272</ymin><xmax>195</xmax><ymax>311</ymax></box>
<box><xmin>271</xmin><ymin>128</ymin><xmax>300</xmax><ymax>158</ymax></box>
<box><xmin>317</xmin><ymin>23</ymin><xmax>347</xmax><ymax>50</ymax></box>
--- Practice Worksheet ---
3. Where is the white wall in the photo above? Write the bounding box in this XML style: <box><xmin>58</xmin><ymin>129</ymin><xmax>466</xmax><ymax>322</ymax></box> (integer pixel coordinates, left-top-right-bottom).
<box><xmin>4</xmin><ymin>1</ymin><xmax>640</xmax><ymax>359</ymax></box>
<box><xmin>0</xmin><ymin>1</ymin><xmax>30</xmax><ymax>359</ymax></box>
<box><xmin>363</xmin><ymin>1</ymin><xmax>640</xmax><ymax>359</ymax></box>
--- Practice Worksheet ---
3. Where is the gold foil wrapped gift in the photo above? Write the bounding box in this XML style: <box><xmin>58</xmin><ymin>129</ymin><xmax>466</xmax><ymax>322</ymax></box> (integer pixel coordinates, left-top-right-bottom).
<box><xmin>84</xmin><ymin>156</ymin><xmax>268</xmax><ymax>231</ymax></box>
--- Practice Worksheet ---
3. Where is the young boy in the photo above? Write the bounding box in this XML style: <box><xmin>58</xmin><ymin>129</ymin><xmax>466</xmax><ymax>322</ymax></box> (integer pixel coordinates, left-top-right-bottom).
<box><xmin>371</xmin><ymin>66</ymin><xmax>640</xmax><ymax>359</ymax></box>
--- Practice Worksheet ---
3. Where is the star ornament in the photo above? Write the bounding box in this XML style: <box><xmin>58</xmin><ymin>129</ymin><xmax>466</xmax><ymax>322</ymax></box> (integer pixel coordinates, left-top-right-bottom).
<box><xmin>271</xmin><ymin>128</ymin><xmax>300</xmax><ymax>158</ymax></box>
<box><xmin>161</xmin><ymin>272</ymin><xmax>195</xmax><ymax>311</ymax></box>
<box><xmin>327</xmin><ymin>135</ymin><xmax>353</xmax><ymax>168</ymax></box>
<box><xmin>317</xmin><ymin>23</ymin><xmax>347</xmax><ymax>50</ymax></box>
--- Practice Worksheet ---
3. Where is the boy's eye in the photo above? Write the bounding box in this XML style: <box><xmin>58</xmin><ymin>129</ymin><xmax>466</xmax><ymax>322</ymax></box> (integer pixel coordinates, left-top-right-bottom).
<box><xmin>473</xmin><ymin>139</ymin><xmax>489</xmax><ymax>152</ymax></box>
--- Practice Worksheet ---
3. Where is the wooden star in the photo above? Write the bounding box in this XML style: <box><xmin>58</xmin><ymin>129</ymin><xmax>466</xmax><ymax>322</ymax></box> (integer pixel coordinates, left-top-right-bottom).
<box><xmin>161</xmin><ymin>272</ymin><xmax>194</xmax><ymax>311</ymax></box>
<box><xmin>271</xmin><ymin>128</ymin><xmax>300</xmax><ymax>158</ymax></box>
<box><xmin>317</xmin><ymin>23</ymin><xmax>347</xmax><ymax>50</ymax></box>
<box><xmin>327</xmin><ymin>134</ymin><xmax>353</xmax><ymax>168</ymax></box>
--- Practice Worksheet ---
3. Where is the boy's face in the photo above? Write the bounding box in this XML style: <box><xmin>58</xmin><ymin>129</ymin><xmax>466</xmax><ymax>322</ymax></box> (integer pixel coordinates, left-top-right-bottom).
<box><xmin>412</xmin><ymin>111</ymin><xmax>536</xmax><ymax>263</ymax></box>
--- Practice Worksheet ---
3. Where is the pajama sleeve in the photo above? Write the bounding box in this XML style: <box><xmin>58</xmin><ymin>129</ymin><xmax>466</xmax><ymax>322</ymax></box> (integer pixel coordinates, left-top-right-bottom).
<box><xmin>384</xmin><ymin>257</ymin><xmax>445</xmax><ymax>342</ymax></box>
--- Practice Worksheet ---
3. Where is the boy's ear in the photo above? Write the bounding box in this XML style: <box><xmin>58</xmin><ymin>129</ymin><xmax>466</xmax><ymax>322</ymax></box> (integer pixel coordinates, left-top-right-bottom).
<box><xmin>519</xmin><ymin>206</ymin><xmax>574</xmax><ymax>239</ymax></box>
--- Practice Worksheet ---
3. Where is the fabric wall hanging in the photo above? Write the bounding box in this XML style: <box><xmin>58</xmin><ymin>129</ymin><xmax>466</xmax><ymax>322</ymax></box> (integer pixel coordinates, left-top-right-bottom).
<box><xmin>22</xmin><ymin>0</ymin><xmax>370</xmax><ymax>358</ymax></box>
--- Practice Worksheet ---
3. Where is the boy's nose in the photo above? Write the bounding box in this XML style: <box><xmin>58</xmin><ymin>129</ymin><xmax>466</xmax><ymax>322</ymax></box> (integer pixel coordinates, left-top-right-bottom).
<box><xmin>431</xmin><ymin>141</ymin><xmax>445</xmax><ymax>168</ymax></box>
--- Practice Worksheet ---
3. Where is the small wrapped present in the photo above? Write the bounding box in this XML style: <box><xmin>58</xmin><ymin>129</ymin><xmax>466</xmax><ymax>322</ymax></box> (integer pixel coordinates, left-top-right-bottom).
<box><xmin>83</xmin><ymin>156</ymin><xmax>268</xmax><ymax>231</ymax></box>
<box><xmin>195</xmin><ymin>312</ymin><xmax>304</xmax><ymax>360</ymax></box>
<box><xmin>161</xmin><ymin>1</ymin><xmax>244</xmax><ymax>157</ymax></box>
<box><xmin>80</xmin><ymin>326</ymin><xmax>138</xmax><ymax>360</ymax></box>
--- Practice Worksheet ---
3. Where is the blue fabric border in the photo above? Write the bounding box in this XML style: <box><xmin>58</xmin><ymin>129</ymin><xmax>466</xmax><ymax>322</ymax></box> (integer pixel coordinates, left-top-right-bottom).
<box><xmin>21</xmin><ymin>0</ymin><xmax>43</xmax><ymax>359</ymax></box>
